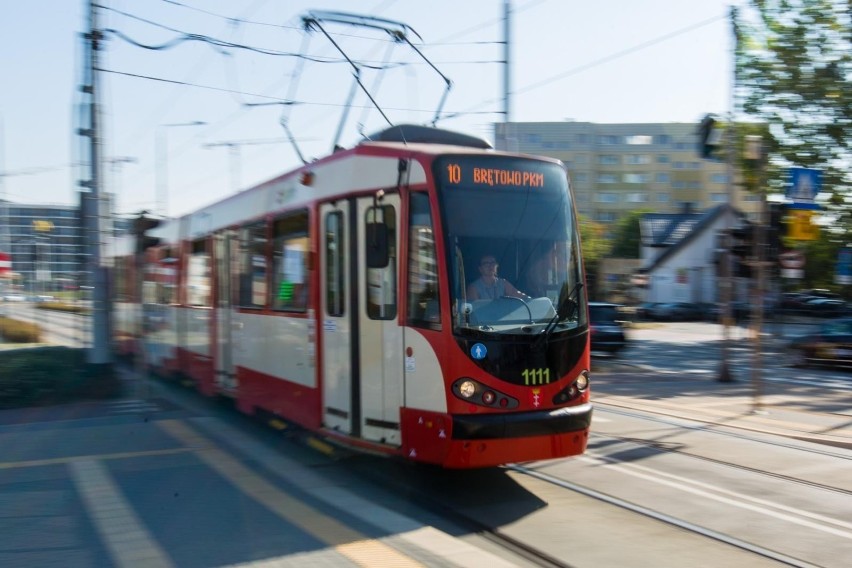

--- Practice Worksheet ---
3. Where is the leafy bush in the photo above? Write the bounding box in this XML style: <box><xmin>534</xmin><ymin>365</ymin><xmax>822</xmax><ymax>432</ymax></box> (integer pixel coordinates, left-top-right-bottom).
<box><xmin>0</xmin><ymin>347</ymin><xmax>124</xmax><ymax>409</ymax></box>
<box><xmin>36</xmin><ymin>302</ymin><xmax>90</xmax><ymax>315</ymax></box>
<box><xmin>0</xmin><ymin>317</ymin><xmax>41</xmax><ymax>343</ymax></box>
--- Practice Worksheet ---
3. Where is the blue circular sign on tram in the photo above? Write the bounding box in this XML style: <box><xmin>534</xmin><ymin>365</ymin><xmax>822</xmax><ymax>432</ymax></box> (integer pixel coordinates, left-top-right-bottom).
<box><xmin>471</xmin><ymin>343</ymin><xmax>487</xmax><ymax>360</ymax></box>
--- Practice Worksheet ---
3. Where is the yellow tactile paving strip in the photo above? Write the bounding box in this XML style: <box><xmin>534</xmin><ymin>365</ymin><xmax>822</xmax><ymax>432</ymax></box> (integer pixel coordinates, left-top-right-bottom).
<box><xmin>158</xmin><ymin>419</ymin><xmax>425</xmax><ymax>567</ymax></box>
<box><xmin>0</xmin><ymin>447</ymin><xmax>196</xmax><ymax>470</ymax></box>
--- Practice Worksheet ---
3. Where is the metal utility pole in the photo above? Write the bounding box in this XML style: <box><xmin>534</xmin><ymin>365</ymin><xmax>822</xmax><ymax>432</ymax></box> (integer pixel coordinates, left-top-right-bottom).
<box><xmin>0</xmin><ymin>117</ymin><xmax>10</xmax><ymax>292</ymax></box>
<box><xmin>717</xmin><ymin>6</ymin><xmax>740</xmax><ymax>384</ymax></box>
<box><xmin>745</xmin><ymin>134</ymin><xmax>766</xmax><ymax>411</ymax></box>
<box><xmin>80</xmin><ymin>0</ymin><xmax>111</xmax><ymax>368</ymax></box>
<box><xmin>503</xmin><ymin>0</ymin><xmax>512</xmax><ymax>123</ymax></box>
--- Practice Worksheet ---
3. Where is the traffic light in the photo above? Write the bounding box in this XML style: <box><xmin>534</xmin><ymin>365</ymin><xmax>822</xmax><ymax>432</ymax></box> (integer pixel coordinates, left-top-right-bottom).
<box><xmin>729</xmin><ymin>223</ymin><xmax>753</xmax><ymax>278</ymax></box>
<box><xmin>133</xmin><ymin>213</ymin><xmax>161</xmax><ymax>253</ymax></box>
<box><xmin>697</xmin><ymin>113</ymin><xmax>722</xmax><ymax>159</ymax></box>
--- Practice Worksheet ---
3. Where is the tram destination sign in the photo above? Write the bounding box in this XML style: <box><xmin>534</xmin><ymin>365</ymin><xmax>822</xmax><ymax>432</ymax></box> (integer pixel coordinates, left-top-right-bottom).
<box><xmin>439</xmin><ymin>156</ymin><xmax>557</xmax><ymax>190</ymax></box>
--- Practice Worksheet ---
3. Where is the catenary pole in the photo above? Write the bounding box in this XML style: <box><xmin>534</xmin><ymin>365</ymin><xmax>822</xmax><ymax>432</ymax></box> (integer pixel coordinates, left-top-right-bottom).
<box><xmin>503</xmin><ymin>0</ymin><xmax>512</xmax><ymax>123</ymax></box>
<box><xmin>717</xmin><ymin>6</ymin><xmax>740</xmax><ymax>383</ymax></box>
<box><xmin>84</xmin><ymin>0</ymin><xmax>111</xmax><ymax>367</ymax></box>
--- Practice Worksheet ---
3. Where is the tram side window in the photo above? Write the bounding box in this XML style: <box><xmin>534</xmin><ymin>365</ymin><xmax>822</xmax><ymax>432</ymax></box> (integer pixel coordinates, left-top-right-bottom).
<box><xmin>325</xmin><ymin>211</ymin><xmax>345</xmax><ymax>317</ymax></box>
<box><xmin>186</xmin><ymin>240</ymin><xmax>212</xmax><ymax>307</ymax></box>
<box><xmin>272</xmin><ymin>210</ymin><xmax>309</xmax><ymax>312</ymax></box>
<box><xmin>237</xmin><ymin>222</ymin><xmax>267</xmax><ymax>308</ymax></box>
<box><xmin>407</xmin><ymin>193</ymin><xmax>440</xmax><ymax>327</ymax></box>
<box><xmin>159</xmin><ymin>248</ymin><xmax>179</xmax><ymax>305</ymax></box>
<box><xmin>113</xmin><ymin>256</ymin><xmax>132</xmax><ymax>303</ymax></box>
<box><xmin>366</xmin><ymin>204</ymin><xmax>397</xmax><ymax>320</ymax></box>
<box><xmin>140</xmin><ymin>250</ymin><xmax>178</xmax><ymax>305</ymax></box>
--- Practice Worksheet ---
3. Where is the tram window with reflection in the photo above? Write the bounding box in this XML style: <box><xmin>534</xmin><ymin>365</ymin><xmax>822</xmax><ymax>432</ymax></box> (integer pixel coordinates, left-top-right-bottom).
<box><xmin>272</xmin><ymin>210</ymin><xmax>309</xmax><ymax>312</ymax></box>
<box><xmin>186</xmin><ymin>240</ymin><xmax>211</xmax><ymax>308</ymax></box>
<box><xmin>407</xmin><ymin>192</ymin><xmax>441</xmax><ymax>329</ymax></box>
<box><xmin>237</xmin><ymin>222</ymin><xmax>268</xmax><ymax>309</ymax></box>
<box><xmin>365</xmin><ymin>204</ymin><xmax>397</xmax><ymax>320</ymax></box>
<box><xmin>435</xmin><ymin>156</ymin><xmax>586</xmax><ymax>333</ymax></box>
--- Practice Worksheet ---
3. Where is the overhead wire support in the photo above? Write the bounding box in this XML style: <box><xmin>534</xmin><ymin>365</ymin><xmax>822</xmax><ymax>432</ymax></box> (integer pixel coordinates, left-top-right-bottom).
<box><xmin>301</xmin><ymin>10</ymin><xmax>454</xmax><ymax>138</ymax></box>
<box><xmin>302</xmin><ymin>12</ymin><xmax>394</xmax><ymax>130</ymax></box>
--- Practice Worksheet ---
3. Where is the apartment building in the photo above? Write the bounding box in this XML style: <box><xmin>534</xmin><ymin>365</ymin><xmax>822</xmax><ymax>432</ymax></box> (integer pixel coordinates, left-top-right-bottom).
<box><xmin>0</xmin><ymin>200</ymin><xmax>130</xmax><ymax>293</ymax></box>
<box><xmin>493</xmin><ymin>121</ymin><xmax>761</xmax><ymax>230</ymax></box>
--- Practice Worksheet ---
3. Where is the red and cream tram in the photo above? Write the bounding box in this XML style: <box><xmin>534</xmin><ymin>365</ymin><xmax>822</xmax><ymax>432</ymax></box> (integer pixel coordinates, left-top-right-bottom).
<box><xmin>113</xmin><ymin>125</ymin><xmax>592</xmax><ymax>468</ymax></box>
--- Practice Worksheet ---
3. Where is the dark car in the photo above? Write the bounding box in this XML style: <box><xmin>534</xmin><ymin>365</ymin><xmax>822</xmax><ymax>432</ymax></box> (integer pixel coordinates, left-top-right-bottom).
<box><xmin>589</xmin><ymin>302</ymin><xmax>627</xmax><ymax>354</ymax></box>
<box><xmin>803</xmin><ymin>297</ymin><xmax>849</xmax><ymax>318</ymax></box>
<box><xmin>652</xmin><ymin>301</ymin><xmax>704</xmax><ymax>321</ymax></box>
<box><xmin>636</xmin><ymin>302</ymin><xmax>662</xmax><ymax>320</ymax></box>
<box><xmin>787</xmin><ymin>318</ymin><xmax>852</xmax><ymax>368</ymax></box>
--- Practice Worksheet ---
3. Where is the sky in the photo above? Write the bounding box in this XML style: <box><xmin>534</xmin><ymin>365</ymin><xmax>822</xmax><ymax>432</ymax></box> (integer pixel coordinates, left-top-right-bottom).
<box><xmin>0</xmin><ymin>0</ymin><xmax>745</xmax><ymax>219</ymax></box>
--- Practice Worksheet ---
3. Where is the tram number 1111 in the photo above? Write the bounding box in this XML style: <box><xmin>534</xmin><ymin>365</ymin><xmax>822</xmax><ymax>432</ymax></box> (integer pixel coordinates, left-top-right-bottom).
<box><xmin>522</xmin><ymin>368</ymin><xmax>551</xmax><ymax>385</ymax></box>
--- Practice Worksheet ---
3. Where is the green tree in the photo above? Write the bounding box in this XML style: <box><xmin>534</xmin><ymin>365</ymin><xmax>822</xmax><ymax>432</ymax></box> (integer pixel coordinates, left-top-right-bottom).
<box><xmin>608</xmin><ymin>209</ymin><xmax>649</xmax><ymax>259</ymax></box>
<box><xmin>798</xmin><ymin>229</ymin><xmax>844</xmax><ymax>291</ymax></box>
<box><xmin>577</xmin><ymin>215</ymin><xmax>610</xmax><ymax>299</ymax></box>
<box><xmin>734</xmin><ymin>1</ymin><xmax>850</xmax><ymax>213</ymax></box>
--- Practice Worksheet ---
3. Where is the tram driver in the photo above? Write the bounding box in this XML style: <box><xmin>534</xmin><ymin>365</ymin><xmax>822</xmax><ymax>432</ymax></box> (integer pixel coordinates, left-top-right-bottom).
<box><xmin>467</xmin><ymin>254</ymin><xmax>530</xmax><ymax>301</ymax></box>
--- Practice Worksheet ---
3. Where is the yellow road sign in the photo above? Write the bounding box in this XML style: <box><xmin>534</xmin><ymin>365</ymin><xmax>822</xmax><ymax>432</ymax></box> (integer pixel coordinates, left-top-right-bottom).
<box><xmin>788</xmin><ymin>209</ymin><xmax>819</xmax><ymax>241</ymax></box>
<box><xmin>32</xmin><ymin>219</ymin><xmax>54</xmax><ymax>232</ymax></box>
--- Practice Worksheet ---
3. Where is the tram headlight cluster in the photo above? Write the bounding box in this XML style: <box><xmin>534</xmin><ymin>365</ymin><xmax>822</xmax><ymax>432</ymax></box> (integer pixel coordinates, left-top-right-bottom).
<box><xmin>452</xmin><ymin>378</ymin><xmax>519</xmax><ymax>409</ymax></box>
<box><xmin>458</xmin><ymin>379</ymin><xmax>476</xmax><ymax>398</ymax></box>
<box><xmin>575</xmin><ymin>371</ymin><xmax>589</xmax><ymax>391</ymax></box>
<box><xmin>552</xmin><ymin>370</ymin><xmax>590</xmax><ymax>405</ymax></box>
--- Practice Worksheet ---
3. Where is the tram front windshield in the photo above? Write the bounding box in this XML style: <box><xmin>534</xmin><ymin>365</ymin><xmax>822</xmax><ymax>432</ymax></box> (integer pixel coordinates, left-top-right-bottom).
<box><xmin>434</xmin><ymin>155</ymin><xmax>586</xmax><ymax>335</ymax></box>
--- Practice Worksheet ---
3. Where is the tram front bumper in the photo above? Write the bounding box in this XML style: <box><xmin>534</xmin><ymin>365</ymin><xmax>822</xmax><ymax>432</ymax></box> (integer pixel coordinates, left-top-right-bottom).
<box><xmin>451</xmin><ymin>402</ymin><xmax>593</xmax><ymax>440</ymax></box>
<box><xmin>401</xmin><ymin>403</ymin><xmax>592</xmax><ymax>469</ymax></box>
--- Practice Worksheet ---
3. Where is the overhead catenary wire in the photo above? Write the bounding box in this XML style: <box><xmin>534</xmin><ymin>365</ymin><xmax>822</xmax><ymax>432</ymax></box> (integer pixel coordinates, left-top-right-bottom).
<box><xmin>436</xmin><ymin>10</ymin><xmax>729</xmax><ymax>123</ymax></box>
<box><xmin>101</xmin><ymin>1</ymin><xmax>732</xmax><ymax>218</ymax></box>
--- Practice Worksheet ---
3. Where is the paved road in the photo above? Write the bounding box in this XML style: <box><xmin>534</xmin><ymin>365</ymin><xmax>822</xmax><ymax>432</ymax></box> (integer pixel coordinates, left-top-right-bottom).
<box><xmin>2</xmin><ymin>318</ymin><xmax>850</xmax><ymax>566</ymax></box>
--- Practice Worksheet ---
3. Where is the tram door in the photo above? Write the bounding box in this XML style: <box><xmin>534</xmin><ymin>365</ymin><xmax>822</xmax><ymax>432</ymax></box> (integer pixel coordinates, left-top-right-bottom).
<box><xmin>319</xmin><ymin>196</ymin><xmax>403</xmax><ymax>445</ymax></box>
<box><xmin>213</xmin><ymin>230</ymin><xmax>238</xmax><ymax>393</ymax></box>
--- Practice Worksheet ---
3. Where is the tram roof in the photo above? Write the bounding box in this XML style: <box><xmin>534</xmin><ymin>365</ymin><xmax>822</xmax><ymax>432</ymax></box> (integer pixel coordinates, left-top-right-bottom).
<box><xmin>360</xmin><ymin>124</ymin><xmax>492</xmax><ymax>149</ymax></box>
<box><xmin>142</xmin><ymin>126</ymin><xmax>564</xmax><ymax>245</ymax></box>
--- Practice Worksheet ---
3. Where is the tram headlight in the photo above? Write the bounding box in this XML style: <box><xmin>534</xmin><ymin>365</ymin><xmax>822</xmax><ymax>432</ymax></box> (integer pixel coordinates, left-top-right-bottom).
<box><xmin>575</xmin><ymin>371</ymin><xmax>590</xmax><ymax>391</ymax></box>
<box><xmin>458</xmin><ymin>379</ymin><xmax>476</xmax><ymax>399</ymax></box>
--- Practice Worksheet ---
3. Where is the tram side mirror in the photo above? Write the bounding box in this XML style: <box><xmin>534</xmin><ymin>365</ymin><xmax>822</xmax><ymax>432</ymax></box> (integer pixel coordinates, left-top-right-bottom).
<box><xmin>366</xmin><ymin>221</ymin><xmax>389</xmax><ymax>268</ymax></box>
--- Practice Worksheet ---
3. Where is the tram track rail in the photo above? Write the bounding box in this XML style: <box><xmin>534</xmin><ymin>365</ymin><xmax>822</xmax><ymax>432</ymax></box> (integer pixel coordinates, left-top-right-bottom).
<box><xmin>596</xmin><ymin>403</ymin><xmax>852</xmax><ymax>461</ymax></box>
<box><xmin>351</xmin><ymin>445</ymin><xmax>831</xmax><ymax>568</ymax></box>
<box><xmin>589</xmin><ymin>430</ymin><xmax>852</xmax><ymax>497</ymax></box>
<box><xmin>507</xmin><ymin>463</ymin><xmax>822</xmax><ymax>568</ymax></box>
<box><xmin>346</xmin><ymin>456</ymin><xmax>576</xmax><ymax>568</ymax></box>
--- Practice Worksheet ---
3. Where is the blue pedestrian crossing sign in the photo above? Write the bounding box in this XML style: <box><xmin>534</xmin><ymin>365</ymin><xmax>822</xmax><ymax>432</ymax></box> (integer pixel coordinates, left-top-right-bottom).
<box><xmin>837</xmin><ymin>249</ymin><xmax>852</xmax><ymax>285</ymax></box>
<box><xmin>787</xmin><ymin>167</ymin><xmax>822</xmax><ymax>209</ymax></box>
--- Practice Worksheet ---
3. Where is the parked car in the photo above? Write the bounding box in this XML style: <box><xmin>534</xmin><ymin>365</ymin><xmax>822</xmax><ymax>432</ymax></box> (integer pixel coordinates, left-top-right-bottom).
<box><xmin>636</xmin><ymin>302</ymin><xmax>662</xmax><ymax>320</ymax></box>
<box><xmin>801</xmin><ymin>288</ymin><xmax>841</xmax><ymax>300</ymax></box>
<box><xmin>706</xmin><ymin>302</ymin><xmax>745</xmax><ymax>322</ymax></box>
<box><xmin>2</xmin><ymin>294</ymin><xmax>26</xmax><ymax>302</ymax></box>
<box><xmin>803</xmin><ymin>297</ymin><xmax>849</xmax><ymax>318</ymax></box>
<box><xmin>787</xmin><ymin>318</ymin><xmax>852</xmax><ymax>368</ymax></box>
<box><xmin>588</xmin><ymin>302</ymin><xmax>627</xmax><ymax>354</ymax></box>
<box><xmin>652</xmin><ymin>301</ymin><xmax>704</xmax><ymax>321</ymax></box>
<box><xmin>779</xmin><ymin>292</ymin><xmax>812</xmax><ymax>315</ymax></box>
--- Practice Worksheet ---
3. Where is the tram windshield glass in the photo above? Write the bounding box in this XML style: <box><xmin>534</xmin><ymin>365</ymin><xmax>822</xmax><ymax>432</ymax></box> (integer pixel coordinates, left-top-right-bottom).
<box><xmin>434</xmin><ymin>155</ymin><xmax>587</xmax><ymax>335</ymax></box>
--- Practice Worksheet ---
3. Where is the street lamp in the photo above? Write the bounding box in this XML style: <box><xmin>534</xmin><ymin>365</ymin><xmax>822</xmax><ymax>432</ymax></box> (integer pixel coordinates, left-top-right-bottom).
<box><xmin>203</xmin><ymin>137</ymin><xmax>289</xmax><ymax>194</ymax></box>
<box><xmin>203</xmin><ymin>141</ymin><xmax>243</xmax><ymax>194</ymax></box>
<box><xmin>105</xmin><ymin>156</ymin><xmax>137</xmax><ymax>197</ymax></box>
<box><xmin>155</xmin><ymin>121</ymin><xmax>206</xmax><ymax>217</ymax></box>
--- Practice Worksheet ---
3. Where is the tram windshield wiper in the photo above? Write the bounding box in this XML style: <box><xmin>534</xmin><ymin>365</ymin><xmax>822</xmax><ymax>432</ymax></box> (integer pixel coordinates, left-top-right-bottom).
<box><xmin>535</xmin><ymin>282</ymin><xmax>583</xmax><ymax>349</ymax></box>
